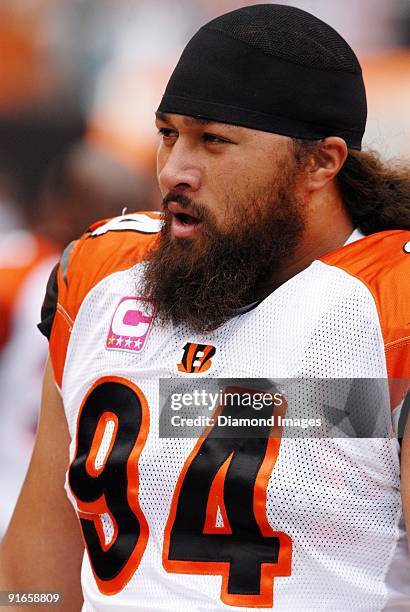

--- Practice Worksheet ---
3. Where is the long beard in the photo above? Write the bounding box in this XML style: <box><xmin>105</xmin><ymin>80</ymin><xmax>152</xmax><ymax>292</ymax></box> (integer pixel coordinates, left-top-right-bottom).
<box><xmin>143</xmin><ymin>173</ymin><xmax>305</xmax><ymax>333</ymax></box>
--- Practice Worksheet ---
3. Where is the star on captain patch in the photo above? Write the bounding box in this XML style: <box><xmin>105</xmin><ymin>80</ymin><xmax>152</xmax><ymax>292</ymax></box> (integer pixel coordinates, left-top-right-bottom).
<box><xmin>106</xmin><ymin>297</ymin><xmax>155</xmax><ymax>354</ymax></box>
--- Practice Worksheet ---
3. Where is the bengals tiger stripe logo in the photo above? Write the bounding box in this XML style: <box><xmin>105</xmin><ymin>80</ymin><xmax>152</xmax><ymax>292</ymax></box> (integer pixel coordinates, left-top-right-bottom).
<box><xmin>177</xmin><ymin>342</ymin><xmax>216</xmax><ymax>374</ymax></box>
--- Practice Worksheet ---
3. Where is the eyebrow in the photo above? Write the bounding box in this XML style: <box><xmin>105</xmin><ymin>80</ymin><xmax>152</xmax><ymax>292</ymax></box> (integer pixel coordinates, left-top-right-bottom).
<box><xmin>155</xmin><ymin>111</ymin><xmax>212</xmax><ymax>127</ymax></box>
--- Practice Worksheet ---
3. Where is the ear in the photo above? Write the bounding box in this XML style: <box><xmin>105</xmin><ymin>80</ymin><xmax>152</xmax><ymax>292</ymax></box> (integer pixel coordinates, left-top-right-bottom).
<box><xmin>305</xmin><ymin>137</ymin><xmax>348</xmax><ymax>192</ymax></box>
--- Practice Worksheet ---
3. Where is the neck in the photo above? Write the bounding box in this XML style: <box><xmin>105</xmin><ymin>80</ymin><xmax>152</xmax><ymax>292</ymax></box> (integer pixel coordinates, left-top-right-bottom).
<box><xmin>254</xmin><ymin>185</ymin><xmax>354</xmax><ymax>299</ymax></box>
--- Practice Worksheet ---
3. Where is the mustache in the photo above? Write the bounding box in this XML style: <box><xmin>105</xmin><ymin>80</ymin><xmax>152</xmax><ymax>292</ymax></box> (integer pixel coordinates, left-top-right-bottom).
<box><xmin>163</xmin><ymin>193</ymin><xmax>192</xmax><ymax>208</ymax></box>
<box><xmin>162</xmin><ymin>193</ymin><xmax>207</xmax><ymax>221</ymax></box>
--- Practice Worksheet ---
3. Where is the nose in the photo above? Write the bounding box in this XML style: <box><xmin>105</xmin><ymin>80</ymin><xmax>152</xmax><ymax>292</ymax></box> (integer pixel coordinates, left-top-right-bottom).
<box><xmin>158</xmin><ymin>141</ymin><xmax>201</xmax><ymax>195</ymax></box>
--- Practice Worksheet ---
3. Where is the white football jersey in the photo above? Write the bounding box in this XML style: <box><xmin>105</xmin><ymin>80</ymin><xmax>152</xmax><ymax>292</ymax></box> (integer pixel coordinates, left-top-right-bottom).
<box><xmin>40</xmin><ymin>213</ymin><xmax>410</xmax><ymax>611</ymax></box>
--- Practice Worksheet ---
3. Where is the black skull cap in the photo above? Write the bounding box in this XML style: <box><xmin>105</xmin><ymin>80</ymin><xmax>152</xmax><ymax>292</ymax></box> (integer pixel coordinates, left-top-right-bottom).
<box><xmin>157</xmin><ymin>4</ymin><xmax>367</xmax><ymax>149</ymax></box>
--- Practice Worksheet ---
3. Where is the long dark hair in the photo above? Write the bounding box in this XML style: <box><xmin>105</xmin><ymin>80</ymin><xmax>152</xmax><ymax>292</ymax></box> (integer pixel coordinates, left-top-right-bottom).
<box><xmin>293</xmin><ymin>140</ymin><xmax>410</xmax><ymax>234</ymax></box>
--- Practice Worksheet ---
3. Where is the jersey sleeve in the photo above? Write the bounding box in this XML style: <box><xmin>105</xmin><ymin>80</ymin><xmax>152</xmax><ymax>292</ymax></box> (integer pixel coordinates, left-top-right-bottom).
<box><xmin>38</xmin><ymin>211</ymin><xmax>161</xmax><ymax>388</ymax></box>
<box><xmin>37</xmin><ymin>262</ymin><xmax>59</xmax><ymax>340</ymax></box>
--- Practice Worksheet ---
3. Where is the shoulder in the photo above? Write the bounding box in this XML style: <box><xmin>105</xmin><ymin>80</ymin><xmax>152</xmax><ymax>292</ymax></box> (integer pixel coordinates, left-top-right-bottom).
<box><xmin>38</xmin><ymin>211</ymin><xmax>161</xmax><ymax>387</ymax></box>
<box><xmin>58</xmin><ymin>211</ymin><xmax>161</xmax><ymax>314</ymax></box>
<box><xmin>319</xmin><ymin>230</ymin><xmax>410</xmax><ymax>321</ymax></box>
<box><xmin>320</xmin><ymin>229</ymin><xmax>410</xmax><ymax>276</ymax></box>
<box><xmin>320</xmin><ymin>229</ymin><xmax>410</xmax><ymax>378</ymax></box>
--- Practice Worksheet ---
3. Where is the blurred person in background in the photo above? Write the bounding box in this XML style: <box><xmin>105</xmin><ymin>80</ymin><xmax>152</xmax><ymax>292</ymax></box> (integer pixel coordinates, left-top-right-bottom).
<box><xmin>0</xmin><ymin>173</ymin><xmax>22</xmax><ymax>235</ymax></box>
<box><xmin>0</xmin><ymin>140</ymin><xmax>153</xmax><ymax>537</ymax></box>
<box><xmin>38</xmin><ymin>142</ymin><xmax>155</xmax><ymax>248</ymax></box>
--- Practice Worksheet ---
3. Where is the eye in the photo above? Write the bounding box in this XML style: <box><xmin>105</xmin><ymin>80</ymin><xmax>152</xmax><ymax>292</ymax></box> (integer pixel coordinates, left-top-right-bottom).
<box><xmin>202</xmin><ymin>133</ymin><xmax>231</xmax><ymax>144</ymax></box>
<box><xmin>157</xmin><ymin>127</ymin><xmax>178</xmax><ymax>143</ymax></box>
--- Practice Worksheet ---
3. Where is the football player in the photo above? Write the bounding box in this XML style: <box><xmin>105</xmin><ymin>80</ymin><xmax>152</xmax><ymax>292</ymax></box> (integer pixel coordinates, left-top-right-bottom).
<box><xmin>1</xmin><ymin>5</ymin><xmax>409</xmax><ymax>611</ymax></box>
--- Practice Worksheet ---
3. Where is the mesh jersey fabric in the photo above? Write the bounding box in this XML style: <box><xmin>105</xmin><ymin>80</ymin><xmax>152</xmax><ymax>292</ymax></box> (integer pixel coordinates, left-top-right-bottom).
<box><xmin>41</xmin><ymin>214</ymin><xmax>410</xmax><ymax>611</ymax></box>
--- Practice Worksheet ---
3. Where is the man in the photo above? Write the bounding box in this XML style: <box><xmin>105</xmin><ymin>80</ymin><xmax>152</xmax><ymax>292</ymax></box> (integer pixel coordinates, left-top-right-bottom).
<box><xmin>1</xmin><ymin>4</ymin><xmax>409</xmax><ymax>611</ymax></box>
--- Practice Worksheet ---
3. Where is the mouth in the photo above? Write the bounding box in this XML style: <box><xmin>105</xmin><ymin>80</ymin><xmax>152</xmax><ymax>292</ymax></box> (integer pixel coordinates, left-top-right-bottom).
<box><xmin>167</xmin><ymin>201</ymin><xmax>203</xmax><ymax>238</ymax></box>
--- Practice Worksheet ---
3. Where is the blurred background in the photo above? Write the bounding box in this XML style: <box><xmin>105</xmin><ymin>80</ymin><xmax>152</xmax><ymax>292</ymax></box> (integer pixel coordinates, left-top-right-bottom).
<box><xmin>0</xmin><ymin>0</ymin><xmax>409</xmax><ymax>537</ymax></box>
